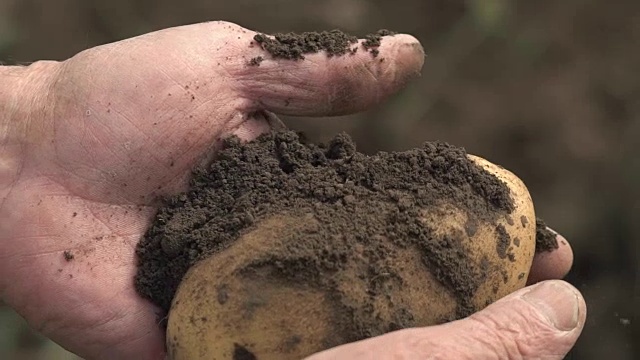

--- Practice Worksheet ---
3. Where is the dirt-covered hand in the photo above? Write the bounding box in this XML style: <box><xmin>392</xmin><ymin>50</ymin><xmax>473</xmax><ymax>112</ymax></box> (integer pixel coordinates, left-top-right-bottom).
<box><xmin>0</xmin><ymin>21</ymin><xmax>424</xmax><ymax>359</ymax></box>
<box><xmin>0</xmin><ymin>21</ymin><xmax>574</xmax><ymax>360</ymax></box>
<box><xmin>307</xmin><ymin>280</ymin><xmax>586</xmax><ymax>360</ymax></box>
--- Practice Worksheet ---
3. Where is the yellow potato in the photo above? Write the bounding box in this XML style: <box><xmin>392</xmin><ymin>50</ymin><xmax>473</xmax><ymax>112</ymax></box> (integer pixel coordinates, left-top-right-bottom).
<box><xmin>166</xmin><ymin>155</ymin><xmax>536</xmax><ymax>360</ymax></box>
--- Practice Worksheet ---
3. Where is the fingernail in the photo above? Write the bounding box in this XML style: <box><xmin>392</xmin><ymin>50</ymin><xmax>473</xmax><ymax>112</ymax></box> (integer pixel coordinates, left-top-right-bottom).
<box><xmin>522</xmin><ymin>281</ymin><xmax>580</xmax><ymax>331</ymax></box>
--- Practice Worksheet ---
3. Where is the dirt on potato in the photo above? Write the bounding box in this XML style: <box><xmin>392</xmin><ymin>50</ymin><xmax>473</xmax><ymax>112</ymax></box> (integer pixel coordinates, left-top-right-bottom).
<box><xmin>134</xmin><ymin>30</ymin><xmax>558</xmax><ymax>339</ymax></box>
<box><xmin>133</xmin><ymin>129</ymin><xmax>562</xmax><ymax>337</ymax></box>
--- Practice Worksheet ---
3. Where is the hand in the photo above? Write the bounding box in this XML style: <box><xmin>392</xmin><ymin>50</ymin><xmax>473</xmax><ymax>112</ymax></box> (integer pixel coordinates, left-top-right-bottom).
<box><xmin>0</xmin><ymin>21</ymin><xmax>583</xmax><ymax>360</ymax></box>
<box><xmin>0</xmin><ymin>21</ymin><xmax>423</xmax><ymax>359</ymax></box>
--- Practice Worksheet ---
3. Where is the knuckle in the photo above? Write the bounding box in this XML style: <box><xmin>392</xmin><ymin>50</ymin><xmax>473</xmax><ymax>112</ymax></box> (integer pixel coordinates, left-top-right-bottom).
<box><xmin>466</xmin><ymin>312</ymin><xmax>527</xmax><ymax>359</ymax></box>
<box><xmin>467</xmin><ymin>302</ymin><xmax>571</xmax><ymax>359</ymax></box>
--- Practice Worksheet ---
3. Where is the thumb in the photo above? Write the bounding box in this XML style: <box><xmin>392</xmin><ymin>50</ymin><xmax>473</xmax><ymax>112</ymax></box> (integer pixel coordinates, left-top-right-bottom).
<box><xmin>232</xmin><ymin>29</ymin><xmax>425</xmax><ymax>116</ymax></box>
<box><xmin>307</xmin><ymin>280</ymin><xmax>586</xmax><ymax>360</ymax></box>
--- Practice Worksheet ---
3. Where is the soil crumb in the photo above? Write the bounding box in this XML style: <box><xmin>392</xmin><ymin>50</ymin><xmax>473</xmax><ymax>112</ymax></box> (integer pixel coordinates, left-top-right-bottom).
<box><xmin>363</xmin><ymin>29</ymin><xmax>397</xmax><ymax>57</ymax></box>
<box><xmin>252</xmin><ymin>29</ymin><xmax>395</xmax><ymax>60</ymax></box>
<box><xmin>63</xmin><ymin>251</ymin><xmax>74</xmax><ymax>261</ymax></box>
<box><xmin>135</xmin><ymin>130</ymin><xmax>516</xmax><ymax>330</ymax></box>
<box><xmin>535</xmin><ymin>218</ymin><xmax>559</xmax><ymax>253</ymax></box>
<box><xmin>248</xmin><ymin>56</ymin><xmax>263</xmax><ymax>66</ymax></box>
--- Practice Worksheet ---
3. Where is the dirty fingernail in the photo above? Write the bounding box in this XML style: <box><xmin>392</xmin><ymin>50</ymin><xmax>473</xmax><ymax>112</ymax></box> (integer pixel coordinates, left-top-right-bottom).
<box><xmin>522</xmin><ymin>280</ymin><xmax>580</xmax><ymax>331</ymax></box>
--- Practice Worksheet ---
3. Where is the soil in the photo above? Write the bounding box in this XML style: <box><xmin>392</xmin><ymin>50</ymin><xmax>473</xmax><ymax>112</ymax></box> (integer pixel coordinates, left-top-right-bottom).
<box><xmin>535</xmin><ymin>218</ymin><xmax>559</xmax><ymax>253</ymax></box>
<box><xmin>135</xmin><ymin>130</ymin><xmax>521</xmax><ymax>330</ymax></box>
<box><xmin>251</xmin><ymin>29</ymin><xmax>395</xmax><ymax>62</ymax></box>
<box><xmin>247</xmin><ymin>56</ymin><xmax>263</xmax><ymax>66</ymax></box>
<box><xmin>63</xmin><ymin>251</ymin><xmax>74</xmax><ymax>261</ymax></box>
<box><xmin>362</xmin><ymin>29</ymin><xmax>397</xmax><ymax>57</ymax></box>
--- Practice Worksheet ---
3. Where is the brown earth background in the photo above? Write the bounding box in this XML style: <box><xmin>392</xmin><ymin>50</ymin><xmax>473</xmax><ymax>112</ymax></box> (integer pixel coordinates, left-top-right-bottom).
<box><xmin>0</xmin><ymin>0</ymin><xmax>637</xmax><ymax>359</ymax></box>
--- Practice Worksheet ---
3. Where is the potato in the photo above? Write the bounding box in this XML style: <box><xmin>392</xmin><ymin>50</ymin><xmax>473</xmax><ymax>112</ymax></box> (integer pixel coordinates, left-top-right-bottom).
<box><xmin>165</xmin><ymin>154</ymin><xmax>536</xmax><ymax>360</ymax></box>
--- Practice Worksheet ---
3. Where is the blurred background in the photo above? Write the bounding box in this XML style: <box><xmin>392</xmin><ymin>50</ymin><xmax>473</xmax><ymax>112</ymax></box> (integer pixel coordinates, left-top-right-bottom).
<box><xmin>0</xmin><ymin>0</ymin><xmax>637</xmax><ymax>359</ymax></box>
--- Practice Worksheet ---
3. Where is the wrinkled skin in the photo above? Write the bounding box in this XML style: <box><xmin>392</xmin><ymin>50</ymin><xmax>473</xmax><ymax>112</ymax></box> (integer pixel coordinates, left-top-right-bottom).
<box><xmin>0</xmin><ymin>21</ymin><xmax>584</xmax><ymax>360</ymax></box>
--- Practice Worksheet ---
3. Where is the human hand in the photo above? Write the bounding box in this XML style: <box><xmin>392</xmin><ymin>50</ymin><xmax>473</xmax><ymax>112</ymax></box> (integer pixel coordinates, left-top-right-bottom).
<box><xmin>0</xmin><ymin>21</ymin><xmax>424</xmax><ymax>359</ymax></box>
<box><xmin>0</xmin><ymin>21</ymin><xmax>583</xmax><ymax>360</ymax></box>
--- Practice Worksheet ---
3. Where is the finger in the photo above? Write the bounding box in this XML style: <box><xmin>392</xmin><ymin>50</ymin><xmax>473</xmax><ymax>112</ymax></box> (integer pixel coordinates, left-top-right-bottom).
<box><xmin>528</xmin><ymin>229</ymin><xmax>574</xmax><ymax>285</ymax></box>
<box><xmin>306</xmin><ymin>280</ymin><xmax>586</xmax><ymax>360</ymax></box>
<box><xmin>232</xmin><ymin>30</ymin><xmax>425</xmax><ymax>116</ymax></box>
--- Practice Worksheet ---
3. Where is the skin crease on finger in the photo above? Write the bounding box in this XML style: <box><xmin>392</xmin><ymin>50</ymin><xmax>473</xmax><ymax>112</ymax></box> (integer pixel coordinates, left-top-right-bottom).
<box><xmin>0</xmin><ymin>21</ymin><xmax>576</xmax><ymax>360</ymax></box>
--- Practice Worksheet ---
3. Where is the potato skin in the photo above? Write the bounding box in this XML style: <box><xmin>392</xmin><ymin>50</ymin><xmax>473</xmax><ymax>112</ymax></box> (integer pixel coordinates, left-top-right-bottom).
<box><xmin>166</xmin><ymin>155</ymin><xmax>536</xmax><ymax>360</ymax></box>
<box><xmin>466</xmin><ymin>155</ymin><xmax>536</xmax><ymax>308</ymax></box>
<box><xmin>166</xmin><ymin>215</ymin><xmax>337</xmax><ymax>360</ymax></box>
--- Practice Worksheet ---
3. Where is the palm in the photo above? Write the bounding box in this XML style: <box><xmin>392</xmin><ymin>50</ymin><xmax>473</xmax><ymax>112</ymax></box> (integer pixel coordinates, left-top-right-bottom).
<box><xmin>2</xmin><ymin>22</ymin><xmax>267</xmax><ymax>360</ymax></box>
<box><xmin>0</xmin><ymin>22</ymin><xmax>424</xmax><ymax>359</ymax></box>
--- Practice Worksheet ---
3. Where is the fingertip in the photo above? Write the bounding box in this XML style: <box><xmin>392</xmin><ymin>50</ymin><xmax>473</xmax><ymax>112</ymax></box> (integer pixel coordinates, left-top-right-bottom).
<box><xmin>460</xmin><ymin>280</ymin><xmax>586</xmax><ymax>358</ymax></box>
<box><xmin>371</xmin><ymin>33</ymin><xmax>425</xmax><ymax>73</ymax></box>
<box><xmin>320</xmin><ymin>32</ymin><xmax>426</xmax><ymax>115</ymax></box>
<box><xmin>519</xmin><ymin>280</ymin><xmax>584</xmax><ymax>332</ymax></box>
<box><xmin>527</xmin><ymin>230</ymin><xmax>574</xmax><ymax>285</ymax></box>
<box><xmin>377</xmin><ymin>33</ymin><xmax>426</xmax><ymax>73</ymax></box>
<box><xmin>366</xmin><ymin>33</ymin><xmax>426</xmax><ymax>99</ymax></box>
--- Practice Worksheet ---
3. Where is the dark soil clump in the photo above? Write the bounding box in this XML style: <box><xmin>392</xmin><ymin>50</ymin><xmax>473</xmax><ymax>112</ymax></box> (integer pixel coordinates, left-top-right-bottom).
<box><xmin>252</xmin><ymin>29</ymin><xmax>395</xmax><ymax>60</ymax></box>
<box><xmin>535</xmin><ymin>218</ymin><xmax>559</xmax><ymax>252</ymax></box>
<box><xmin>363</xmin><ymin>29</ymin><xmax>397</xmax><ymax>57</ymax></box>
<box><xmin>248</xmin><ymin>56</ymin><xmax>263</xmax><ymax>66</ymax></box>
<box><xmin>135</xmin><ymin>130</ymin><xmax>517</xmax><ymax>331</ymax></box>
<box><xmin>63</xmin><ymin>251</ymin><xmax>74</xmax><ymax>261</ymax></box>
